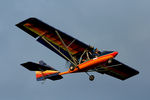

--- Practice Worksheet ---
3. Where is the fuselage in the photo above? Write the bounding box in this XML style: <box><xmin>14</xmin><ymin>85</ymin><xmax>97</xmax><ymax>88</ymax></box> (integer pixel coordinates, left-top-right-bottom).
<box><xmin>59</xmin><ymin>51</ymin><xmax>118</xmax><ymax>75</ymax></box>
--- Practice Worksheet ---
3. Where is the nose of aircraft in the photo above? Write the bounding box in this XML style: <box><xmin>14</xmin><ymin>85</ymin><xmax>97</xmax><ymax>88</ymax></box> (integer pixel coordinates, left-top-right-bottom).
<box><xmin>112</xmin><ymin>51</ymin><xmax>118</xmax><ymax>57</ymax></box>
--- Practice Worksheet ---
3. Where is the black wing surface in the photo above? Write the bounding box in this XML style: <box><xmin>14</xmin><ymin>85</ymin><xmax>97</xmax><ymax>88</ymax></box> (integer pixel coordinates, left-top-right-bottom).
<box><xmin>16</xmin><ymin>18</ymin><xmax>91</xmax><ymax>61</ymax></box>
<box><xmin>21</xmin><ymin>62</ymin><xmax>56</xmax><ymax>71</ymax></box>
<box><xmin>95</xmin><ymin>59</ymin><xmax>139</xmax><ymax>80</ymax></box>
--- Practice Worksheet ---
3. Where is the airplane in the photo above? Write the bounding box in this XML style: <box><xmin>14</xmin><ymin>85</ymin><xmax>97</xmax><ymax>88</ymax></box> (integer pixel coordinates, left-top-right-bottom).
<box><xmin>16</xmin><ymin>18</ymin><xmax>139</xmax><ymax>81</ymax></box>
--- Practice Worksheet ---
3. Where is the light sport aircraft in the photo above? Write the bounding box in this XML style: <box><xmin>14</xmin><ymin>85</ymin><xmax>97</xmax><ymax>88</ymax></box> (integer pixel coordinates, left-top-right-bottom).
<box><xmin>16</xmin><ymin>18</ymin><xmax>139</xmax><ymax>81</ymax></box>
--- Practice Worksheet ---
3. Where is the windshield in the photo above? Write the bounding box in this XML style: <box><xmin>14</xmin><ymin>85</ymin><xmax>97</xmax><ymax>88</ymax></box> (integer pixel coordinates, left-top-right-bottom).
<box><xmin>100</xmin><ymin>51</ymin><xmax>114</xmax><ymax>56</ymax></box>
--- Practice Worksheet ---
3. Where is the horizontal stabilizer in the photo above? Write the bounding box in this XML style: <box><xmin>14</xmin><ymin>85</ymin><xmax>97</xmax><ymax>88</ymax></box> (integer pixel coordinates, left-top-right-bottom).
<box><xmin>21</xmin><ymin>62</ymin><xmax>55</xmax><ymax>71</ymax></box>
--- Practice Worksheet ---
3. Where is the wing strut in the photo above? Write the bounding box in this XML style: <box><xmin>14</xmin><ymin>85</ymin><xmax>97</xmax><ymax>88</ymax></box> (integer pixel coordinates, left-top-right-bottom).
<box><xmin>67</xmin><ymin>39</ymin><xmax>76</xmax><ymax>48</ymax></box>
<box><xmin>55</xmin><ymin>30</ymin><xmax>77</xmax><ymax>66</ymax></box>
<box><xmin>86</xmin><ymin>51</ymin><xmax>90</xmax><ymax>60</ymax></box>
<box><xmin>79</xmin><ymin>50</ymin><xmax>87</xmax><ymax>64</ymax></box>
<box><xmin>41</xmin><ymin>37</ymin><xmax>77</xmax><ymax>66</ymax></box>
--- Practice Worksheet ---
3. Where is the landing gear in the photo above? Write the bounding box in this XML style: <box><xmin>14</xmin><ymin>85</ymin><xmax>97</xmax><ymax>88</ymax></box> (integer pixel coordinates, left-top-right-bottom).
<box><xmin>70</xmin><ymin>66</ymin><xmax>75</xmax><ymax>71</ymax></box>
<box><xmin>86</xmin><ymin>72</ymin><xmax>95</xmax><ymax>81</ymax></box>
<box><xmin>89</xmin><ymin>75</ymin><xmax>95</xmax><ymax>81</ymax></box>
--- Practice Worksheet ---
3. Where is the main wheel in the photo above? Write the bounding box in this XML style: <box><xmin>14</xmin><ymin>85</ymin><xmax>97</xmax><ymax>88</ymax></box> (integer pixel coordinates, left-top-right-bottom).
<box><xmin>89</xmin><ymin>75</ymin><xmax>95</xmax><ymax>81</ymax></box>
<box><xmin>70</xmin><ymin>66</ymin><xmax>75</xmax><ymax>71</ymax></box>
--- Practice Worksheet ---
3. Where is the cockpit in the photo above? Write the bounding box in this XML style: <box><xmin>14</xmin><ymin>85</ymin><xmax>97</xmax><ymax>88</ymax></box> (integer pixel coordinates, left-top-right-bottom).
<box><xmin>100</xmin><ymin>51</ymin><xmax>114</xmax><ymax>56</ymax></box>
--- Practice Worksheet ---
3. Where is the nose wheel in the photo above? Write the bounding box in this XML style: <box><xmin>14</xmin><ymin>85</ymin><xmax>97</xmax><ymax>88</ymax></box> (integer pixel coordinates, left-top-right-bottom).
<box><xmin>86</xmin><ymin>72</ymin><xmax>95</xmax><ymax>81</ymax></box>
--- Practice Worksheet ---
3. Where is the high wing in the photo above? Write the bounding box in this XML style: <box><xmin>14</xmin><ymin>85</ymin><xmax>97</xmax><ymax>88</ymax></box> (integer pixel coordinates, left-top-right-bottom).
<box><xmin>16</xmin><ymin>18</ymin><xmax>91</xmax><ymax>63</ymax></box>
<box><xmin>94</xmin><ymin>59</ymin><xmax>139</xmax><ymax>80</ymax></box>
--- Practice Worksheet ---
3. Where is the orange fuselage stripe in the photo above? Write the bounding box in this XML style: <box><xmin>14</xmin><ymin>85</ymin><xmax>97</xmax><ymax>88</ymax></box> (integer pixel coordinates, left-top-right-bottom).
<box><xmin>59</xmin><ymin>52</ymin><xmax>118</xmax><ymax>75</ymax></box>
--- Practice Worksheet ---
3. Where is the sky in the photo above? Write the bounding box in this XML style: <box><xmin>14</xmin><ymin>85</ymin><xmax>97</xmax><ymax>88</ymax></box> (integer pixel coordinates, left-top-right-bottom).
<box><xmin>0</xmin><ymin>0</ymin><xmax>150</xmax><ymax>100</ymax></box>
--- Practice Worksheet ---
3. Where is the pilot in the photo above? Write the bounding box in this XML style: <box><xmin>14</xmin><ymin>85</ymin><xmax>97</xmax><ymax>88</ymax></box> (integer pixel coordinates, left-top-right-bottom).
<box><xmin>93</xmin><ymin>48</ymin><xmax>101</xmax><ymax>58</ymax></box>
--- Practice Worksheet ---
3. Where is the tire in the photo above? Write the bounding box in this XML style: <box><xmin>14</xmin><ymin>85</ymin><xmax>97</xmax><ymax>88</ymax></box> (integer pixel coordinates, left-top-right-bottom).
<box><xmin>89</xmin><ymin>75</ymin><xmax>95</xmax><ymax>81</ymax></box>
<box><xmin>70</xmin><ymin>66</ymin><xmax>75</xmax><ymax>71</ymax></box>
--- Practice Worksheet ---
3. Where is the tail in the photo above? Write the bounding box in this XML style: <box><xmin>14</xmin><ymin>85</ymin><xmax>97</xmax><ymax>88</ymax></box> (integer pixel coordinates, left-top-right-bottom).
<box><xmin>36</xmin><ymin>70</ymin><xmax>63</xmax><ymax>81</ymax></box>
<box><xmin>21</xmin><ymin>61</ymin><xmax>63</xmax><ymax>81</ymax></box>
